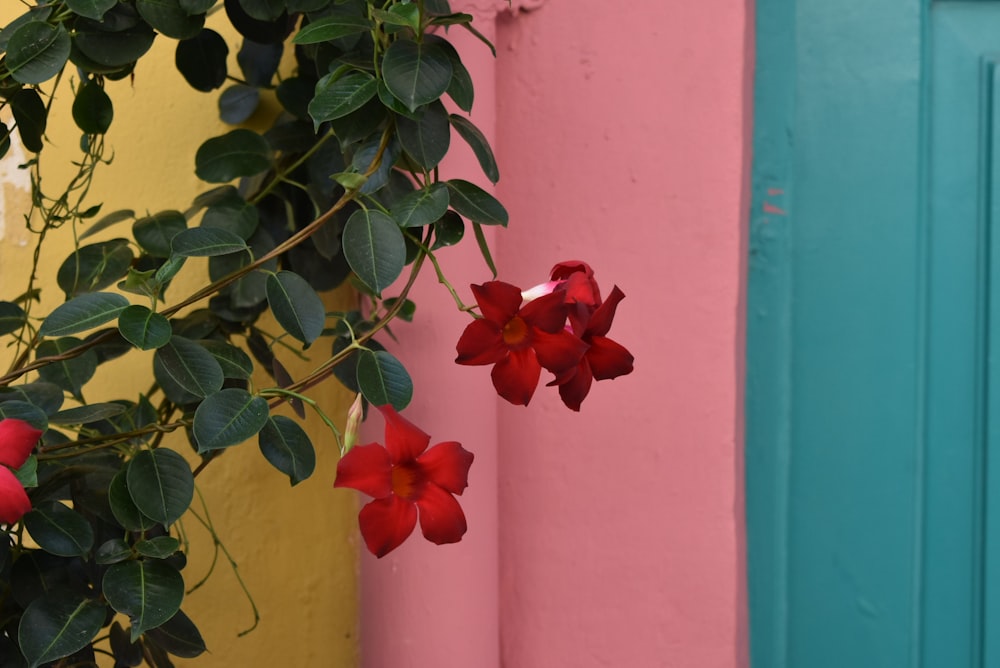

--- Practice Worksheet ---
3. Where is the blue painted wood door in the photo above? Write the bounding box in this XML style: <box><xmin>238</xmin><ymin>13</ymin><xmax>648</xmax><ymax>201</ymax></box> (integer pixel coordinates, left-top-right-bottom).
<box><xmin>747</xmin><ymin>1</ymin><xmax>1000</xmax><ymax>666</ymax></box>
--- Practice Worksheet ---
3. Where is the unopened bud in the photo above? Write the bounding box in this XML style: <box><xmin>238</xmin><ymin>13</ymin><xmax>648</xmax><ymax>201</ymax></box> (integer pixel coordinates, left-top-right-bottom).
<box><xmin>343</xmin><ymin>394</ymin><xmax>364</xmax><ymax>452</ymax></box>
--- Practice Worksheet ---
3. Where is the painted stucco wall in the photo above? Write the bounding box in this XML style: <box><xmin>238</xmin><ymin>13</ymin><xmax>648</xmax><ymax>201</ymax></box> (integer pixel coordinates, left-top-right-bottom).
<box><xmin>364</xmin><ymin>1</ymin><xmax>751</xmax><ymax>667</ymax></box>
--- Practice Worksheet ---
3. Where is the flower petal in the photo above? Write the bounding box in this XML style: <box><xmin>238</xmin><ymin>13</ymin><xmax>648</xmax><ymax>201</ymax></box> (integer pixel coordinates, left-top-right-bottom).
<box><xmin>586</xmin><ymin>285</ymin><xmax>626</xmax><ymax>337</ymax></box>
<box><xmin>415</xmin><ymin>483</ymin><xmax>468</xmax><ymax>545</ymax></box>
<box><xmin>472</xmin><ymin>282</ymin><xmax>523</xmax><ymax>325</ymax></box>
<box><xmin>552</xmin><ymin>261</ymin><xmax>601</xmax><ymax>307</ymax></box>
<box><xmin>358</xmin><ymin>495</ymin><xmax>418</xmax><ymax>558</ymax></box>
<box><xmin>334</xmin><ymin>443</ymin><xmax>392</xmax><ymax>498</ymax></box>
<box><xmin>418</xmin><ymin>441</ymin><xmax>474</xmax><ymax>495</ymax></box>
<box><xmin>0</xmin><ymin>419</ymin><xmax>41</xmax><ymax>470</ymax></box>
<box><xmin>518</xmin><ymin>290</ymin><xmax>568</xmax><ymax>333</ymax></box>
<box><xmin>491</xmin><ymin>348</ymin><xmax>541</xmax><ymax>405</ymax></box>
<box><xmin>532</xmin><ymin>328</ymin><xmax>589</xmax><ymax>373</ymax></box>
<box><xmin>455</xmin><ymin>319</ymin><xmax>507</xmax><ymax>365</ymax></box>
<box><xmin>0</xmin><ymin>467</ymin><xmax>30</xmax><ymax>525</ymax></box>
<box><xmin>379</xmin><ymin>405</ymin><xmax>430</xmax><ymax>464</ymax></box>
<box><xmin>587</xmin><ymin>335</ymin><xmax>635</xmax><ymax>381</ymax></box>
<box><xmin>553</xmin><ymin>360</ymin><xmax>594</xmax><ymax>412</ymax></box>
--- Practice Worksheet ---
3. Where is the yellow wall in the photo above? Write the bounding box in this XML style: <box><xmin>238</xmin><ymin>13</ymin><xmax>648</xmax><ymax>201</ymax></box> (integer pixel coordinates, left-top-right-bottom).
<box><xmin>0</xmin><ymin>8</ymin><xmax>359</xmax><ymax>666</ymax></box>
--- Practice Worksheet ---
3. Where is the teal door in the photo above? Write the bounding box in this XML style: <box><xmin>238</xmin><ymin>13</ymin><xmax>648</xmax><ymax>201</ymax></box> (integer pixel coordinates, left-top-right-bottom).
<box><xmin>748</xmin><ymin>1</ymin><xmax>1000</xmax><ymax>666</ymax></box>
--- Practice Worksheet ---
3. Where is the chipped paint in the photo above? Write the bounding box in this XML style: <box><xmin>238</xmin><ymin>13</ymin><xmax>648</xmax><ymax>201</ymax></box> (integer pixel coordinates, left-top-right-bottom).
<box><xmin>0</xmin><ymin>118</ymin><xmax>30</xmax><ymax>244</ymax></box>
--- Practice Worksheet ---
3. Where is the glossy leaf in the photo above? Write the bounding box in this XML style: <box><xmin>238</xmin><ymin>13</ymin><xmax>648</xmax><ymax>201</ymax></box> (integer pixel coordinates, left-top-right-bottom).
<box><xmin>201</xmin><ymin>195</ymin><xmax>259</xmax><ymax>239</ymax></box>
<box><xmin>96</xmin><ymin>538</ymin><xmax>132</xmax><ymax>565</ymax></box>
<box><xmin>24</xmin><ymin>502</ymin><xmax>95</xmax><ymax>557</ymax></box>
<box><xmin>472</xmin><ymin>221</ymin><xmax>497</xmax><ymax>277</ymax></box>
<box><xmin>433</xmin><ymin>209</ymin><xmax>465</xmax><ymax>248</ymax></box>
<box><xmin>118</xmin><ymin>305</ymin><xmax>172</xmax><ymax>350</ymax></box>
<box><xmin>6</xmin><ymin>22</ymin><xmax>71</xmax><ymax>85</ymax></box>
<box><xmin>103</xmin><ymin>560</ymin><xmax>184</xmax><ymax>641</ymax></box>
<box><xmin>342</xmin><ymin>209</ymin><xmax>406</xmax><ymax>296</ymax></box>
<box><xmin>219</xmin><ymin>84</ymin><xmax>260</xmax><ymax>124</ymax></box>
<box><xmin>449</xmin><ymin>114</ymin><xmax>499</xmax><ymax>183</ymax></box>
<box><xmin>109</xmin><ymin>470</ymin><xmax>157</xmax><ymax>532</ymax></box>
<box><xmin>396</xmin><ymin>100</ymin><xmax>451</xmax><ymax>169</ymax></box>
<box><xmin>381</xmin><ymin>39</ymin><xmax>453</xmax><ymax>111</ymax></box>
<box><xmin>0</xmin><ymin>301</ymin><xmax>26</xmax><ymax>336</ymax></box>
<box><xmin>266</xmin><ymin>271</ymin><xmax>326</xmax><ymax>345</ymax></box>
<box><xmin>175</xmin><ymin>28</ymin><xmax>229</xmax><ymax>92</ymax></box>
<box><xmin>171</xmin><ymin>227</ymin><xmax>249</xmax><ymax>257</ymax></box>
<box><xmin>135</xmin><ymin>536</ymin><xmax>180</xmax><ymax>559</ymax></box>
<box><xmin>36</xmin><ymin>338</ymin><xmax>97</xmax><ymax>401</ymax></box>
<box><xmin>223</xmin><ymin>0</ymin><xmax>292</xmax><ymax>44</ymax></box>
<box><xmin>57</xmin><ymin>238</ymin><xmax>134</xmax><ymax>297</ymax></box>
<box><xmin>80</xmin><ymin>208</ymin><xmax>135</xmax><ymax>240</ymax></box>
<box><xmin>292</xmin><ymin>13</ymin><xmax>371</xmax><ymax>44</ymax></box>
<box><xmin>195</xmin><ymin>129</ymin><xmax>271</xmax><ymax>183</ymax></box>
<box><xmin>193</xmin><ymin>388</ymin><xmax>269</xmax><ymax>452</ymax></box>
<box><xmin>136</xmin><ymin>0</ymin><xmax>205</xmax><ymax>40</ymax></box>
<box><xmin>180</xmin><ymin>0</ymin><xmax>217</xmax><ymax>11</ymax></box>
<box><xmin>0</xmin><ymin>382</ymin><xmax>64</xmax><ymax>416</ymax></box>
<box><xmin>39</xmin><ymin>292</ymin><xmax>129</xmax><ymax>338</ymax></box>
<box><xmin>10</xmin><ymin>87</ymin><xmax>47</xmax><ymax>152</ymax></box>
<box><xmin>308</xmin><ymin>70</ymin><xmax>378</xmax><ymax>126</ymax></box>
<box><xmin>198</xmin><ymin>340</ymin><xmax>253</xmax><ymax>379</ymax></box>
<box><xmin>446</xmin><ymin>179</ymin><xmax>508</xmax><ymax>226</ymax></box>
<box><xmin>18</xmin><ymin>593</ymin><xmax>105</xmax><ymax>668</ymax></box>
<box><xmin>0</xmin><ymin>400</ymin><xmax>47</xmax><ymax>431</ymax></box>
<box><xmin>258</xmin><ymin>415</ymin><xmax>315</xmax><ymax>485</ymax></box>
<box><xmin>236</xmin><ymin>39</ymin><xmax>282</xmax><ymax>86</ymax></box>
<box><xmin>126</xmin><ymin>449</ymin><xmax>194</xmax><ymax>526</ymax></box>
<box><xmin>72</xmin><ymin>80</ymin><xmax>114</xmax><ymax>135</ymax></box>
<box><xmin>50</xmin><ymin>402</ymin><xmax>127</xmax><ymax>425</ymax></box>
<box><xmin>73</xmin><ymin>8</ymin><xmax>156</xmax><ymax>69</ymax></box>
<box><xmin>144</xmin><ymin>610</ymin><xmax>206</xmax><ymax>658</ymax></box>
<box><xmin>154</xmin><ymin>336</ymin><xmax>225</xmax><ymax>398</ymax></box>
<box><xmin>133</xmin><ymin>210</ymin><xmax>187</xmax><ymax>257</ymax></box>
<box><xmin>357</xmin><ymin>349</ymin><xmax>412</xmax><ymax>411</ymax></box>
<box><xmin>0</xmin><ymin>121</ymin><xmax>9</xmax><ymax>159</ymax></box>
<box><xmin>391</xmin><ymin>183</ymin><xmax>450</xmax><ymax>228</ymax></box>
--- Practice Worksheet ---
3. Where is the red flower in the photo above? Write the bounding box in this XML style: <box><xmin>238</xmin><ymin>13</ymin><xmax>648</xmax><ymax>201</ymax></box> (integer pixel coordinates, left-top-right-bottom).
<box><xmin>0</xmin><ymin>419</ymin><xmax>42</xmax><ymax>524</ymax></box>
<box><xmin>551</xmin><ymin>285</ymin><xmax>635</xmax><ymax>411</ymax></box>
<box><xmin>334</xmin><ymin>405</ymin><xmax>474</xmax><ymax>558</ymax></box>
<box><xmin>455</xmin><ymin>281</ymin><xmax>588</xmax><ymax>405</ymax></box>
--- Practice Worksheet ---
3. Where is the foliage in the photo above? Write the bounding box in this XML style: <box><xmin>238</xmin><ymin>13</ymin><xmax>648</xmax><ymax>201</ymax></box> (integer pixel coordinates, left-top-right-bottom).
<box><xmin>0</xmin><ymin>0</ymin><xmax>633</xmax><ymax>665</ymax></box>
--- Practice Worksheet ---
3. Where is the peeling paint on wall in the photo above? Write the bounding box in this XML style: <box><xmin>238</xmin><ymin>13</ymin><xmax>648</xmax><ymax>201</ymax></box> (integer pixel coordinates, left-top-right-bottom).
<box><xmin>0</xmin><ymin>119</ymin><xmax>31</xmax><ymax>245</ymax></box>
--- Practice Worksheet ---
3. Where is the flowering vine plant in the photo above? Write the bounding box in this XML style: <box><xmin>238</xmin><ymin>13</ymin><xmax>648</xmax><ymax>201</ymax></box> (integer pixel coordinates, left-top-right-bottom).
<box><xmin>0</xmin><ymin>0</ymin><xmax>633</xmax><ymax>665</ymax></box>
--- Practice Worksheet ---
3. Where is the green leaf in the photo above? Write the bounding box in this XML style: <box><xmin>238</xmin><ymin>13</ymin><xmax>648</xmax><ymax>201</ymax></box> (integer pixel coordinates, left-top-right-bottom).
<box><xmin>50</xmin><ymin>402</ymin><xmax>127</xmax><ymax>425</ymax></box>
<box><xmin>175</xmin><ymin>28</ymin><xmax>229</xmax><ymax>92</ymax></box>
<box><xmin>96</xmin><ymin>538</ymin><xmax>132</xmax><ymax>565</ymax></box>
<box><xmin>0</xmin><ymin>121</ymin><xmax>9</xmax><ymax>160</ymax></box>
<box><xmin>357</xmin><ymin>349</ymin><xmax>412</xmax><ymax>410</ymax></box>
<box><xmin>171</xmin><ymin>227</ymin><xmax>249</xmax><ymax>257</ymax></box>
<box><xmin>154</xmin><ymin>336</ymin><xmax>225</xmax><ymax>398</ymax></box>
<box><xmin>195</xmin><ymin>129</ymin><xmax>271</xmax><ymax>183</ymax></box>
<box><xmin>109</xmin><ymin>470</ymin><xmax>157</xmax><ymax>532</ymax></box>
<box><xmin>103</xmin><ymin>560</ymin><xmax>184</xmax><ymax>642</ymax></box>
<box><xmin>0</xmin><ymin>301</ymin><xmax>27</xmax><ymax>336</ymax></box>
<box><xmin>73</xmin><ymin>9</ymin><xmax>156</xmax><ymax>69</ymax></box>
<box><xmin>193</xmin><ymin>388</ymin><xmax>269</xmax><ymax>452</ymax></box>
<box><xmin>308</xmin><ymin>70</ymin><xmax>378</xmax><ymax>126</ymax></box>
<box><xmin>40</xmin><ymin>292</ymin><xmax>129</xmax><ymax>338</ymax></box>
<box><xmin>65</xmin><ymin>0</ymin><xmax>119</xmax><ymax>19</ymax></box>
<box><xmin>137</xmin><ymin>0</ymin><xmax>205</xmax><ymax>39</ymax></box>
<box><xmin>134</xmin><ymin>210</ymin><xmax>188</xmax><ymax>257</ymax></box>
<box><xmin>342</xmin><ymin>209</ymin><xmax>405</xmax><ymax>295</ymax></box>
<box><xmin>10</xmin><ymin>87</ymin><xmax>47</xmax><ymax>152</ymax></box>
<box><xmin>72</xmin><ymin>80</ymin><xmax>114</xmax><ymax>135</ymax></box>
<box><xmin>144</xmin><ymin>609</ymin><xmax>206</xmax><ymax>658</ymax></box>
<box><xmin>0</xmin><ymin>8</ymin><xmax>53</xmax><ymax>52</ymax></box>
<box><xmin>381</xmin><ymin>39</ymin><xmax>453</xmax><ymax>111</ymax></box>
<box><xmin>198</xmin><ymin>340</ymin><xmax>253</xmax><ymax>379</ymax></box>
<box><xmin>219</xmin><ymin>84</ymin><xmax>260</xmax><ymax>124</ymax></box>
<box><xmin>37</xmin><ymin>338</ymin><xmax>97</xmax><ymax>401</ymax></box>
<box><xmin>6</xmin><ymin>21</ymin><xmax>71</xmax><ymax>85</ymax></box>
<box><xmin>126</xmin><ymin>449</ymin><xmax>194</xmax><ymax>527</ymax></box>
<box><xmin>266</xmin><ymin>271</ymin><xmax>326</xmax><ymax>345</ymax></box>
<box><xmin>180</xmin><ymin>0</ymin><xmax>217</xmax><ymax>12</ymax></box>
<box><xmin>472</xmin><ymin>221</ymin><xmax>497</xmax><ymax>277</ymax></box>
<box><xmin>449</xmin><ymin>114</ymin><xmax>499</xmax><ymax>184</ymax></box>
<box><xmin>135</xmin><ymin>536</ymin><xmax>180</xmax><ymax>559</ymax></box>
<box><xmin>258</xmin><ymin>415</ymin><xmax>315</xmax><ymax>485</ymax></box>
<box><xmin>57</xmin><ymin>238</ymin><xmax>134</xmax><ymax>297</ymax></box>
<box><xmin>80</xmin><ymin>208</ymin><xmax>135</xmax><ymax>240</ymax></box>
<box><xmin>118</xmin><ymin>305</ymin><xmax>172</xmax><ymax>350</ymax></box>
<box><xmin>291</xmin><ymin>13</ymin><xmax>372</xmax><ymax>44</ymax></box>
<box><xmin>0</xmin><ymin>382</ymin><xmax>64</xmax><ymax>416</ymax></box>
<box><xmin>446</xmin><ymin>179</ymin><xmax>508</xmax><ymax>226</ymax></box>
<box><xmin>18</xmin><ymin>593</ymin><xmax>105</xmax><ymax>668</ymax></box>
<box><xmin>238</xmin><ymin>0</ymin><xmax>284</xmax><ymax>20</ymax></box>
<box><xmin>201</xmin><ymin>195</ymin><xmax>258</xmax><ymax>239</ymax></box>
<box><xmin>396</xmin><ymin>100</ymin><xmax>451</xmax><ymax>170</ymax></box>
<box><xmin>0</xmin><ymin>400</ymin><xmax>48</xmax><ymax>431</ymax></box>
<box><xmin>24</xmin><ymin>501</ymin><xmax>95</xmax><ymax>557</ymax></box>
<box><xmin>432</xmin><ymin>209</ymin><xmax>464</xmax><ymax>248</ymax></box>
<box><xmin>391</xmin><ymin>183</ymin><xmax>450</xmax><ymax>228</ymax></box>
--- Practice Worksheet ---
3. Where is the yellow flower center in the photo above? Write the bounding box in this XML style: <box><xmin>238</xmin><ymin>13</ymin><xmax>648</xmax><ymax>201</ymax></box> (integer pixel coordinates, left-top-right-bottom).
<box><xmin>502</xmin><ymin>316</ymin><xmax>530</xmax><ymax>347</ymax></box>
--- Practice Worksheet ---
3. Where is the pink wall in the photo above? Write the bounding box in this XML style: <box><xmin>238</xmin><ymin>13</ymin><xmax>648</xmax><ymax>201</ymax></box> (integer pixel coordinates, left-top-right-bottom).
<box><xmin>363</xmin><ymin>1</ymin><xmax>751</xmax><ymax>666</ymax></box>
